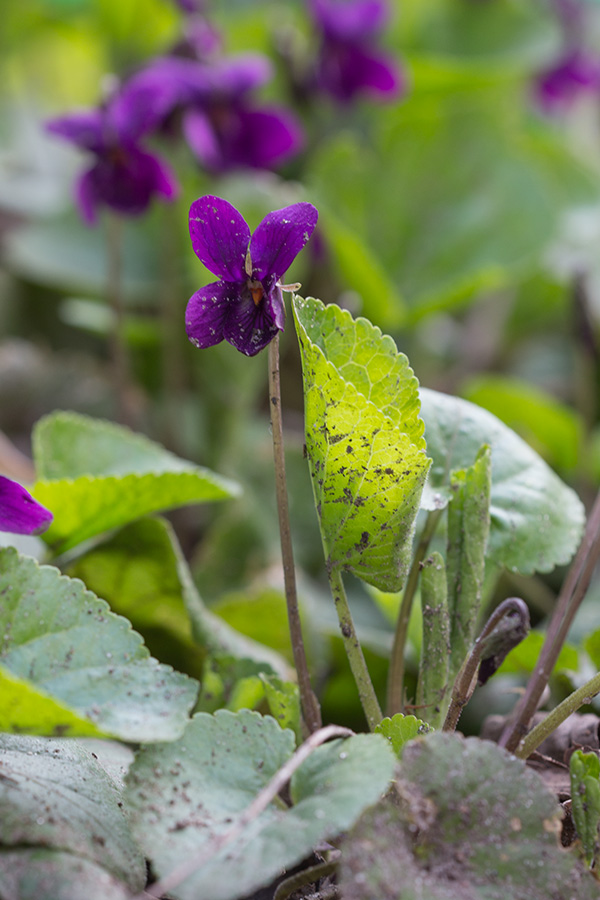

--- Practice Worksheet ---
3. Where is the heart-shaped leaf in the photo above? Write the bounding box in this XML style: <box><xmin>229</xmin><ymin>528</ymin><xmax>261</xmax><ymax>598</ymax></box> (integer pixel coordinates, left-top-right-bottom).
<box><xmin>420</xmin><ymin>388</ymin><xmax>585</xmax><ymax>574</ymax></box>
<box><xmin>340</xmin><ymin>732</ymin><xmax>598</xmax><ymax>900</ymax></box>
<box><xmin>125</xmin><ymin>709</ymin><xmax>396</xmax><ymax>900</ymax></box>
<box><xmin>293</xmin><ymin>296</ymin><xmax>431</xmax><ymax>591</ymax></box>
<box><xmin>31</xmin><ymin>412</ymin><xmax>240</xmax><ymax>554</ymax></box>
<box><xmin>0</xmin><ymin>547</ymin><xmax>197</xmax><ymax>741</ymax></box>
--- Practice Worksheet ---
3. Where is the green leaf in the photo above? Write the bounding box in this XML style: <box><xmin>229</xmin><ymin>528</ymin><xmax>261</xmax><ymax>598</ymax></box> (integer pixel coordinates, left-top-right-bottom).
<box><xmin>293</xmin><ymin>296</ymin><xmax>431</xmax><ymax>591</ymax></box>
<box><xmin>340</xmin><ymin>732</ymin><xmax>598</xmax><ymax>900</ymax></box>
<box><xmin>0</xmin><ymin>733</ymin><xmax>145</xmax><ymax>895</ymax></box>
<box><xmin>69</xmin><ymin>516</ymin><xmax>291</xmax><ymax>679</ymax></box>
<box><xmin>446</xmin><ymin>445</ymin><xmax>492</xmax><ymax>676</ymax></box>
<box><xmin>420</xmin><ymin>388</ymin><xmax>585</xmax><ymax>574</ymax></box>
<box><xmin>461</xmin><ymin>375</ymin><xmax>584</xmax><ymax>472</ymax></box>
<box><xmin>498</xmin><ymin>630</ymin><xmax>578</xmax><ymax>676</ymax></box>
<box><xmin>570</xmin><ymin>750</ymin><xmax>600</xmax><ymax>868</ymax></box>
<box><xmin>0</xmin><ymin>547</ymin><xmax>197</xmax><ymax>741</ymax></box>
<box><xmin>126</xmin><ymin>710</ymin><xmax>395</xmax><ymax>900</ymax></box>
<box><xmin>259</xmin><ymin>673</ymin><xmax>302</xmax><ymax>744</ymax></box>
<box><xmin>196</xmin><ymin>655</ymin><xmax>271</xmax><ymax>714</ymax></box>
<box><xmin>309</xmin><ymin>84</ymin><xmax>595</xmax><ymax>320</ymax></box>
<box><xmin>375</xmin><ymin>713</ymin><xmax>434</xmax><ymax>758</ymax></box>
<box><xmin>31</xmin><ymin>411</ymin><xmax>240</xmax><ymax>553</ymax></box>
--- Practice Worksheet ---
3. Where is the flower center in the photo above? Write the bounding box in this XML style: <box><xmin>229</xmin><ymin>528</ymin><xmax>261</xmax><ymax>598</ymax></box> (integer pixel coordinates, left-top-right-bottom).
<box><xmin>248</xmin><ymin>279</ymin><xmax>264</xmax><ymax>307</ymax></box>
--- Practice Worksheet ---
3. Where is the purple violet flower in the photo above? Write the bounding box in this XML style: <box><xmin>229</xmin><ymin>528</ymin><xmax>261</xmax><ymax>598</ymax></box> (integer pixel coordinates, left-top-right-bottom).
<box><xmin>46</xmin><ymin>86</ymin><xmax>179</xmax><ymax>224</ymax></box>
<box><xmin>308</xmin><ymin>0</ymin><xmax>403</xmax><ymax>102</ymax></box>
<box><xmin>0</xmin><ymin>476</ymin><xmax>52</xmax><ymax>536</ymax></box>
<box><xmin>535</xmin><ymin>48</ymin><xmax>600</xmax><ymax>113</ymax></box>
<box><xmin>124</xmin><ymin>54</ymin><xmax>303</xmax><ymax>172</ymax></box>
<box><xmin>185</xmin><ymin>195</ymin><xmax>318</xmax><ymax>356</ymax></box>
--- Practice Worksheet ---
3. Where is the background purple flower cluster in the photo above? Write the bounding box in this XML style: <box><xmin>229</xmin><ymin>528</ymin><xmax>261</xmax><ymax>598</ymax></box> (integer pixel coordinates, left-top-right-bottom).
<box><xmin>46</xmin><ymin>0</ymin><xmax>403</xmax><ymax>224</ymax></box>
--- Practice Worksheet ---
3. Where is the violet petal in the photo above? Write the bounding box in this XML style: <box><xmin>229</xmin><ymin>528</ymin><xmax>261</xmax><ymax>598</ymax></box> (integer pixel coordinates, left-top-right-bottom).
<box><xmin>0</xmin><ymin>476</ymin><xmax>53</xmax><ymax>536</ymax></box>
<box><xmin>183</xmin><ymin>108</ymin><xmax>222</xmax><ymax>170</ymax></box>
<box><xmin>310</xmin><ymin>0</ymin><xmax>388</xmax><ymax>41</ymax></box>
<box><xmin>189</xmin><ymin>195</ymin><xmax>250</xmax><ymax>280</ymax></box>
<box><xmin>45</xmin><ymin>110</ymin><xmax>105</xmax><ymax>153</ymax></box>
<box><xmin>185</xmin><ymin>280</ymin><xmax>236</xmax><ymax>349</ymax></box>
<box><xmin>224</xmin><ymin>107</ymin><xmax>304</xmax><ymax>170</ymax></box>
<box><xmin>250</xmin><ymin>202</ymin><xmax>318</xmax><ymax>282</ymax></box>
<box><xmin>222</xmin><ymin>286</ymin><xmax>282</xmax><ymax>356</ymax></box>
<box><xmin>84</xmin><ymin>146</ymin><xmax>178</xmax><ymax>218</ymax></box>
<box><xmin>75</xmin><ymin>170</ymin><xmax>100</xmax><ymax>225</ymax></box>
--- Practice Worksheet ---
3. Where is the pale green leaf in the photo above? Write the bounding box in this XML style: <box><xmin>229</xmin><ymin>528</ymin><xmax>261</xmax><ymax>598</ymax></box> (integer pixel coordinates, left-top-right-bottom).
<box><xmin>294</xmin><ymin>296</ymin><xmax>431</xmax><ymax>591</ymax></box>
<box><xmin>375</xmin><ymin>713</ymin><xmax>434</xmax><ymax>758</ymax></box>
<box><xmin>0</xmin><ymin>733</ymin><xmax>145</xmax><ymax>894</ymax></box>
<box><xmin>31</xmin><ymin>411</ymin><xmax>240</xmax><ymax>553</ymax></box>
<box><xmin>420</xmin><ymin>388</ymin><xmax>585</xmax><ymax>574</ymax></box>
<box><xmin>0</xmin><ymin>547</ymin><xmax>197</xmax><ymax>741</ymax></box>
<box><xmin>570</xmin><ymin>750</ymin><xmax>600</xmax><ymax>868</ymax></box>
<box><xmin>126</xmin><ymin>710</ymin><xmax>395</xmax><ymax>900</ymax></box>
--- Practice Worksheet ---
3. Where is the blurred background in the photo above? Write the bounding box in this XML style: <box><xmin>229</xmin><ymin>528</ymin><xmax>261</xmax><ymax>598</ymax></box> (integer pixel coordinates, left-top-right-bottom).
<box><xmin>1</xmin><ymin>0</ymin><xmax>600</xmax><ymax>730</ymax></box>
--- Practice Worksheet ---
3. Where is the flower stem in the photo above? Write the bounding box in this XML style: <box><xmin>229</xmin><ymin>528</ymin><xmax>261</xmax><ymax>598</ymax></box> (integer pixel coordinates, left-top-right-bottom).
<box><xmin>516</xmin><ymin>670</ymin><xmax>600</xmax><ymax>759</ymax></box>
<box><xmin>499</xmin><ymin>489</ymin><xmax>600</xmax><ymax>753</ymax></box>
<box><xmin>107</xmin><ymin>214</ymin><xmax>134</xmax><ymax>426</ymax></box>
<box><xmin>268</xmin><ymin>334</ymin><xmax>321</xmax><ymax>735</ymax></box>
<box><xmin>328</xmin><ymin>566</ymin><xmax>383</xmax><ymax>731</ymax></box>
<box><xmin>386</xmin><ymin>508</ymin><xmax>443</xmax><ymax>716</ymax></box>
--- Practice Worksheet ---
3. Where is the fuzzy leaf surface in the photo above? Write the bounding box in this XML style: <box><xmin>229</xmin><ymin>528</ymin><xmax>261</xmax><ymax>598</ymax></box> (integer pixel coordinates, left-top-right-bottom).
<box><xmin>294</xmin><ymin>296</ymin><xmax>431</xmax><ymax>591</ymax></box>
<box><xmin>0</xmin><ymin>547</ymin><xmax>197</xmax><ymax>741</ymax></box>
<box><xmin>340</xmin><ymin>732</ymin><xmax>598</xmax><ymax>900</ymax></box>
<box><xmin>0</xmin><ymin>733</ymin><xmax>145</xmax><ymax>895</ymax></box>
<box><xmin>420</xmin><ymin>388</ymin><xmax>585</xmax><ymax>574</ymax></box>
<box><xmin>31</xmin><ymin>412</ymin><xmax>240</xmax><ymax>553</ymax></box>
<box><xmin>125</xmin><ymin>709</ymin><xmax>395</xmax><ymax>900</ymax></box>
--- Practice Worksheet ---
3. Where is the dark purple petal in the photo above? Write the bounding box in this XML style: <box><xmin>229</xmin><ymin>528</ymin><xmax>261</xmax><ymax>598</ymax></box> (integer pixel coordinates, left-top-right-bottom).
<box><xmin>109</xmin><ymin>75</ymin><xmax>186</xmax><ymax>141</ymax></box>
<box><xmin>535</xmin><ymin>50</ymin><xmax>600</xmax><ymax>112</ymax></box>
<box><xmin>46</xmin><ymin>110</ymin><xmax>105</xmax><ymax>153</ymax></box>
<box><xmin>81</xmin><ymin>146</ymin><xmax>178</xmax><ymax>219</ymax></box>
<box><xmin>0</xmin><ymin>477</ymin><xmax>53</xmax><ymax>536</ymax></box>
<box><xmin>250</xmin><ymin>202</ymin><xmax>318</xmax><ymax>282</ymax></box>
<box><xmin>189</xmin><ymin>195</ymin><xmax>250</xmax><ymax>280</ymax></box>
<box><xmin>310</xmin><ymin>0</ymin><xmax>388</xmax><ymax>41</ymax></box>
<box><xmin>222</xmin><ymin>283</ymin><xmax>284</xmax><ymax>356</ymax></box>
<box><xmin>220</xmin><ymin>107</ymin><xmax>304</xmax><ymax>170</ymax></box>
<box><xmin>185</xmin><ymin>280</ymin><xmax>236</xmax><ymax>349</ymax></box>
<box><xmin>183</xmin><ymin>108</ymin><xmax>222</xmax><ymax>169</ymax></box>
<box><xmin>317</xmin><ymin>42</ymin><xmax>402</xmax><ymax>101</ymax></box>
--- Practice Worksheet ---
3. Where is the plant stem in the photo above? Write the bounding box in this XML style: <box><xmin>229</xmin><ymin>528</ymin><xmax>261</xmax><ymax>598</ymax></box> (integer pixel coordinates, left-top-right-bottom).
<box><xmin>516</xmin><ymin>670</ymin><xmax>600</xmax><ymax>760</ymax></box>
<box><xmin>443</xmin><ymin>597</ymin><xmax>529</xmax><ymax>733</ymax></box>
<box><xmin>273</xmin><ymin>860</ymin><xmax>338</xmax><ymax>900</ymax></box>
<box><xmin>328</xmin><ymin>566</ymin><xmax>382</xmax><ymax>731</ymax></box>
<box><xmin>499</xmin><ymin>489</ymin><xmax>600</xmax><ymax>753</ymax></box>
<box><xmin>386</xmin><ymin>508</ymin><xmax>443</xmax><ymax>716</ymax></box>
<box><xmin>268</xmin><ymin>334</ymin><xmax>322</xmax><ymax>735</ymax></box>
<box><xmin>107</xmin><ymin>214</ymin><xmax>133</xmax><ymax>426</ymax></box>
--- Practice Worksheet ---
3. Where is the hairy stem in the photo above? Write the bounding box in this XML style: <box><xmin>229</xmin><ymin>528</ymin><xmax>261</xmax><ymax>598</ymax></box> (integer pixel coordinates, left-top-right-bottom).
<box><xmin>443</xmin><ymin>597</ymin><xmax>529</xmax><ymax>733</ymax></box>
<box><xmin>268</xmin><ymin>334</ymin><xmax>322</xmax><ymax>735</ymax></box>
<box><xmin>386</xmin><ymin>508</ymin><xmax>444</xmax><ymax>716</ymax></box>
<box><xmin>499</xmin><ymin>490</ymin><xmax>600</xmax><ymax>753</ymax></box>
<box><xmin>516</xmin><ymin>670</ymin><xmax>600</xmax><ymax>759</ymax></box>
<box><xmin>328</xmin><ymin>566</ymin><xmax>382</xmax><ymax>731</ymax></box>
<box><xmin>107</xmin><ymin>214</ymin><xmax>134</xmax><ymax>426</ymax></box>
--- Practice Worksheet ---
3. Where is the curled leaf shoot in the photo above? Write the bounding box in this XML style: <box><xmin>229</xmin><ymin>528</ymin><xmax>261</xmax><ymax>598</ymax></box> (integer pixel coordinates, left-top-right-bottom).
<box><xmin>443</xmin><ymin>597</ymin><xmax>530</xmax><ymax>733</ymax></box>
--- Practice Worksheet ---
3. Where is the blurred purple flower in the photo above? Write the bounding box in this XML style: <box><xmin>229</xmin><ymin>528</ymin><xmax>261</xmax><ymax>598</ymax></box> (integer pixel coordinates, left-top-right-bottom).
<box><xmin>0</xmin><ymin>476</ymin><xmax>52</xmax><ymax>536</ymax></box>
<box><xmin>46</xmin><ymin>86</ymin><xmax>179</xmax><ymax>224</ymax></box>
<box><xmin>124</xmin><ymin>54</ymin><xmax>303</xmax><ymax>172</ymax></box>
<box><xmin>185</xmin><ymin>195</ymin><xmax>318</xmax><ymax>356</ymax></box>
<box><xmin>308</xmin><ymin>0</ymin><xmax>403</xmax><ymax>102</ymax></box>
<box><xmin>535</xmin><ymin>49</ymin><xmax>600</xmax><ymax>113</ymax></box>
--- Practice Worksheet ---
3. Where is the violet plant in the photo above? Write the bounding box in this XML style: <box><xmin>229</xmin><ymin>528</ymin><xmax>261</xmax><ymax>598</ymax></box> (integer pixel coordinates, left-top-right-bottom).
<box><xmin>3</xmin><ymin>1</ymin><xmax>600</xmax><ymax>897</ymax></box>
